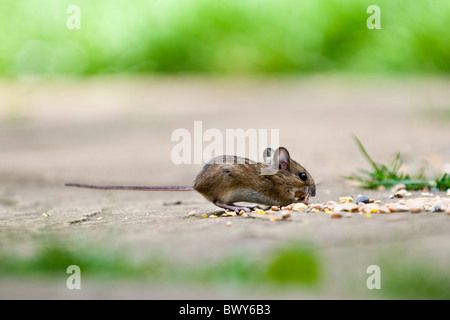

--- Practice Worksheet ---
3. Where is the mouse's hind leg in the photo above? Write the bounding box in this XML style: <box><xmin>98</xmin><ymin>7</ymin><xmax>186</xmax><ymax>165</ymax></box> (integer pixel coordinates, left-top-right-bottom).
<box><xmin>214</xmin><ymin>201</ymin><xmax>262</xmax><ymax>212</ymax></box>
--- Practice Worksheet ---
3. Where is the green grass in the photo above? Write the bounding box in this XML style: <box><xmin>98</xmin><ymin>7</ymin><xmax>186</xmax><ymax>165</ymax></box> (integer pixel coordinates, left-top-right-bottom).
<box><xmin>345</xmin><ymin>134</ymin><xmax>450</xmax><ymax>191</ymax></box>
<box><xmin>0</xmin><ymin>240</ymin><xmax>322</xmax><ymax>288</ymax></box>
<box><xmin>2</xmin><ymin>239</ymin><xmax>449</xmax><ymax>298</ymax></box>
<box><xmin>377</xmin><ymin>252</ymin><xmax>450</xmax><ymax>300</ymax></box>
<box><xmin>0</xmin><ymin>0</ymin><xmax>449</xmax><ymax>77</ymax></box>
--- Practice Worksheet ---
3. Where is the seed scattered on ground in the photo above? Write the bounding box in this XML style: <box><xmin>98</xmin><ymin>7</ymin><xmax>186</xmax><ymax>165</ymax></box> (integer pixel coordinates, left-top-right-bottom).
<box><xmin>395</xmin><ymin>204</ymin><xmax>410</xmax><ymax>212</ymax></box>
<box><xmin>409</xmin><ymin>204</ymin><xmax>423</xmax><ymax>213</ymax></box>
<box><xmin>394</xmin><ymin>189</ymin><xmax>408</xmax><ymax>198</ymax></box>
<box><xmin>291</xmin><ymin>203</ymin><xmax>308</xmax><ymax>211</ymax></box>
<box><xmin>339</xmin><ymin>196</ymin><xmax>353</xmax><ymax>203</ymax></box>
<box><xmin>379</xmin><ymin>206</ymin><xmax>391</xmax><ymax>214</ymax></box>
<box><xmin>191</xmin><ymin>194</ymin><xmax>449</xmax><ymax>221</ymax></box>
<box><xmin>281</xmin><ymin>212</ymin><xmax>291</xmax><ymax>219</ymax></box>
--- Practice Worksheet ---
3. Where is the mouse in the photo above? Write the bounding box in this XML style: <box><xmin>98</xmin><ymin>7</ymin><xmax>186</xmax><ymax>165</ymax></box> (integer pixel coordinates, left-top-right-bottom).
<box><xmin>65</xmin><ymin>147</ymin><xmax>316</xmax><ymax>212</ymax></box>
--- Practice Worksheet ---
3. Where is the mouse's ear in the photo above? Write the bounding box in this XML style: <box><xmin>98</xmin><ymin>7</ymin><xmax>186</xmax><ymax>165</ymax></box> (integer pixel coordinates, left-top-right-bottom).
<box><xmin>274</xmin><ymin>147</ymin><xmax>290</xmax><ymax>170</ymax></box>
<box><xmin>263</xmin><ymin>147</ymin><xmax>274</xmax><ymax>162</ymax></box>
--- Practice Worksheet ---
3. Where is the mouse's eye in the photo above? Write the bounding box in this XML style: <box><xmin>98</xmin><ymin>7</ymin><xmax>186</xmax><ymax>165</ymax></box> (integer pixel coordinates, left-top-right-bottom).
<box><xmin>299</xmin><ymin>172</ymin><xmax>307</xmax><ymax>181</ymax></box>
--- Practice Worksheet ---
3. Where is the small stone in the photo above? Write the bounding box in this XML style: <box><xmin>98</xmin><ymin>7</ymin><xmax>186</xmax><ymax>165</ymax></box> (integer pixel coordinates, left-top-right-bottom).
<box><xmin>241</xmin><ymin>213</ymin><xmax>249</xmax><ymax>218</ymax></box>
<box><xmin>188</xmin><ymin>211</ymin><xmax>197</xmax><ymax>216</ymax></box>
<box><xmin>210</xmin><ymin>215</ymin><xmax>218</xmax><ymax>218</ymax></box>
<box><xmin>201</xmin><ymin>214</ymin><xmax>208</xmax><ymax>218</ymax></box>
<box><xmin>331</xmin><ymin>212</ymin><xmax>343</xmax><ymax>219</ymax></box>
<box><xmin>345</xmin><ymin>212</ymin><xmax>352</xmax><ymax>218</ymax></box>
<box><xmin>421</xmin><ymin>192</ymin><xmax>431</xmax><ymax>197</ymax></box>
<box><xmin>355</xmin><ymin>195</ymin><xmax>370</xmax><ymax>204</ymax></box>
<box><xmin>226</xmin><ymin>221</ymin><xmax>232</xmax><ymax>227</ymax></box>
<box><xmin>271</xmin><ymin>206</ymin><xmax>280</xmax><ymax>211</ymax></box>
<box><xmin>270</xmin><ymin>216</ymin><xmax>277</xmax><ymax>222</ymax></box>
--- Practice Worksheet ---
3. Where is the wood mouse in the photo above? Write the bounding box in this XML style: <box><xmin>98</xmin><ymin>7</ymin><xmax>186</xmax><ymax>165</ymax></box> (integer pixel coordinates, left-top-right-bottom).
<box><xmin>65</xmin><ymin>147</ymin><xmax>316</xmax><ymax>212</ymax></box>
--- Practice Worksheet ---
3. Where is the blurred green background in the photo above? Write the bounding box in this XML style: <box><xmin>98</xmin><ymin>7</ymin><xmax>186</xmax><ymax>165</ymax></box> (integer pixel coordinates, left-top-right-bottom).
<box><xmin>1</xmin><ymin>0</ymin><xmax>449</xmax><ymax>77</ymax></box>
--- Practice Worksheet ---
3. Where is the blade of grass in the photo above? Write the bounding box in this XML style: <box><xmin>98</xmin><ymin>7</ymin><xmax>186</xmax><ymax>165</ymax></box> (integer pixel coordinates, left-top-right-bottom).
<box><xmin>352</xmin><ymin>133</ymin><xmax>380</xmax><ymax>173</ymax></box>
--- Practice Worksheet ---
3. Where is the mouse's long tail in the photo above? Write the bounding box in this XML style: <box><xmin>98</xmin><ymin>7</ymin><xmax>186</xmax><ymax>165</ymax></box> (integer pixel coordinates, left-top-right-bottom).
<box><xmin>65</xmin><ymin>183</ymin><xmax>195</xmax><ymax>191</ymax></box>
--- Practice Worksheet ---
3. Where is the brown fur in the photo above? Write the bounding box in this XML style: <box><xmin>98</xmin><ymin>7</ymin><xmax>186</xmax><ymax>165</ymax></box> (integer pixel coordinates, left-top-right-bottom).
<box><xmin>194</xmin><ymin>149</ymin><xmax>315</xmax><ymax>207</ymax></box>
